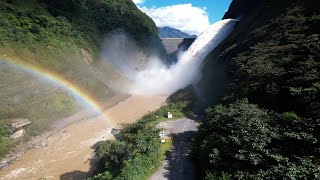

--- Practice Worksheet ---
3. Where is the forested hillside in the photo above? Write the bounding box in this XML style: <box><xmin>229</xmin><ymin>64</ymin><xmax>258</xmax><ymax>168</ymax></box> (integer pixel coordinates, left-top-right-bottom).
<box><xmin>0</xmin><ymin>0</ymin><xmax>159</xmax><ymax>61</ymax></box>
<box><xmin>194</xmin><ymin>0</ymin><xmax>320</xmax><ymax>179</ymax></box>
<box><xmin>0</xmin><ymin>0</ymin><xmax>163</xmax><ymax>102</ymax></box>
<box><xmin>0</xmin><ymin>0</ymin><xmax>162</xmax><ymax>158</ymax></box>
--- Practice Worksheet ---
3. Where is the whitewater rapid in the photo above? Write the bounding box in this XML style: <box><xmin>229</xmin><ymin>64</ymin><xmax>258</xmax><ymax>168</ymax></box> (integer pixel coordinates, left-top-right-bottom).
<box><xmin>132</xmin><ymin>19</ymin><xmax>238</xmax><ymax>95</ymax></box>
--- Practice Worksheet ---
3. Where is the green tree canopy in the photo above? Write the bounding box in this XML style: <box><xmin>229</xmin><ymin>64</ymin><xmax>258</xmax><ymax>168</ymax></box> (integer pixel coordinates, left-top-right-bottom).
<box><xmin>194</xmin><ymin>100</ymin><xmax>320</xmax><ymax>179</ymax></box>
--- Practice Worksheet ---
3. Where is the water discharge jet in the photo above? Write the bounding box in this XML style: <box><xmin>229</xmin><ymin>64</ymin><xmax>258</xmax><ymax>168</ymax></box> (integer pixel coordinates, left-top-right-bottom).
<box><xmin>131</xmin><ymin>19</ymin><xmax>238</xmax><ymax>95</ymax></box>
<box><xmin>101</xmin><ymin>19</ymin><xmax>237</xmax><ymax>95</ymax></box>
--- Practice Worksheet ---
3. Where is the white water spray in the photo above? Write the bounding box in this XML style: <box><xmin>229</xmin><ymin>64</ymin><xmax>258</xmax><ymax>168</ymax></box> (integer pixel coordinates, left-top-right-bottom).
<box><xmin>104</xmin><ymin>19</ymin><xmax>237</xmax><ymax>95</ymax></box>
<box><xmin>131</xmin><ymin>19</ymin><xmax>238</xmax><ymax>95</ymax></box>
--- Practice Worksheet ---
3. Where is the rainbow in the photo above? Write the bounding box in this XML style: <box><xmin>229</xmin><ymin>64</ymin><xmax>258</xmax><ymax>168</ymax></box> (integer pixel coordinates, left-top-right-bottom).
<box><xmin>0</xmin><ymin>58</ymin><xmax>106</xmax><ymax>116</ymax></box>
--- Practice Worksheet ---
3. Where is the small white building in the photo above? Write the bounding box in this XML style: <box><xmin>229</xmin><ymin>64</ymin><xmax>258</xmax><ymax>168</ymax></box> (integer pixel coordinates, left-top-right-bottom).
<box><xmin>167</xmin><ymin>112</ymin><xmax>173</xmax><ymax>119</ymax></box>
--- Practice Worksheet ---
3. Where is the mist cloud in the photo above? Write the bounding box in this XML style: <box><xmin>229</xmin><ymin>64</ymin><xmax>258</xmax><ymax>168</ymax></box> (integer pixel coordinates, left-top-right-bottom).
<box><xmin>101</xmin><ymin>19</ymin><xmax>237</xmax><ymax>96</ymax></box>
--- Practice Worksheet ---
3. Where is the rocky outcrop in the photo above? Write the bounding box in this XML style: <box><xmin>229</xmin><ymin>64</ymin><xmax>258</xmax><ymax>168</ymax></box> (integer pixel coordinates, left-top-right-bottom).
<box><xmin>3</xmin><ymin>119</ymin><xmax>31</xmax><ymax>139</ymax></box>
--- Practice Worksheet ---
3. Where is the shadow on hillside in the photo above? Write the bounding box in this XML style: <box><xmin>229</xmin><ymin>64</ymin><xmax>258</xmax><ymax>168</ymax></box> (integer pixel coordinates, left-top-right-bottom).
<box><xmin>60</xmin><ymin>141</ymin><xmax>104</xmax><ymax>180</ymax></box>
<box><xmin>177</xmin><ymin>38</ymin><xmax>196</xmax><ymax>50</ymax></box>
<box><xmin>162</xmin><ymin>131</ymin><xmax>197</xmax><ymax>180</ymax></box>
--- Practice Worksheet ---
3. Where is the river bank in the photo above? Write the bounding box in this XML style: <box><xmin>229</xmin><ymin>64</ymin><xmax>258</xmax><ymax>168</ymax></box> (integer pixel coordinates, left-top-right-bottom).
<box><xmin>0</xmin><ymin>95</ymin><xmax>167</xmax><ymax>179</ymax></box>
<box><xmin>0</xmin><ymin>94</ymin><xmax>129</xmax><ymax>170</ymax></box>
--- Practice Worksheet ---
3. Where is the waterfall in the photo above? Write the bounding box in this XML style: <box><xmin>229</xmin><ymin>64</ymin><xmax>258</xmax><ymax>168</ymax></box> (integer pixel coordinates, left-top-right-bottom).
<box><xmin>132</xmin><ymin>19</ymin><xmax>238</xmax><ymax>95</ymax></box>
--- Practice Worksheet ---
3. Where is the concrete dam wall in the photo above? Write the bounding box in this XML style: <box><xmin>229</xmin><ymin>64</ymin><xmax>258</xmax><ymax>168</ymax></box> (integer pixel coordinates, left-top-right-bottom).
<box><xmin>161</xmin><ymin>38</ymin><xmax>196</xmax><ymax>54</ymax></box>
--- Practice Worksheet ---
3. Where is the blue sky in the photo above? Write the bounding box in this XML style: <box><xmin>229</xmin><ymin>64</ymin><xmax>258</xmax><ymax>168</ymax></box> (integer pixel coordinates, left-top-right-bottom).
<box><xmin>140</xmin><ymin>0</ymin><xmax>232</xmax><ymax>24</ymax></box>
<box><xmin>133</xmin><ymin>0</ymin><xmax>232</xmax><ymax>35</ymax></box>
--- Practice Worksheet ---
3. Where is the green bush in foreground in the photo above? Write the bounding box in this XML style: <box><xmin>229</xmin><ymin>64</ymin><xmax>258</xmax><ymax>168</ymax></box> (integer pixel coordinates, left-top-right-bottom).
<box><xmin>0</xmin><ymin>124</ymin><xmax>14</xmax><ymax>159</ymax></box>
<box><xmin>89</xmin><ymin>101</ymin><xmax>193</xmax><ymax>180</ymax></box>
<box><xmin>89</xmin><ymin>123</ymin><xmax>161</xmax><ymax>180</ymax></box>
<box><xmin>194</xmin><ymin>99</ymin><xmax>320</xmax><ymax>179</ymax></box>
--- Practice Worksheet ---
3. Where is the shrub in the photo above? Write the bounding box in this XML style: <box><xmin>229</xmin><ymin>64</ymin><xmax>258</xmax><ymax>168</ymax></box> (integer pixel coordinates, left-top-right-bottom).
<box><xmin>0</xmin><ymin>124</ymin><xmax>14</xmax><ymax>159</ymax></box>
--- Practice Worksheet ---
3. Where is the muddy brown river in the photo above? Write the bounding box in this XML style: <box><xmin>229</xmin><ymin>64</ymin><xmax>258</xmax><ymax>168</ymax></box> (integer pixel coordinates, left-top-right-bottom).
<box><xmin>0</xmin><ymin>95</ymin><xmax>167</xmax><ymax>180</ymax></box>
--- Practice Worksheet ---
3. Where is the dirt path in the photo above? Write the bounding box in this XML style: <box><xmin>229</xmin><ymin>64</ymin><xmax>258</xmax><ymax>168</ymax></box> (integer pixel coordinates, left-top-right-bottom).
<box><xmin>0</xmin><ymin>95</ymin><xmax>167</xmax><ymax>180</ymax></box>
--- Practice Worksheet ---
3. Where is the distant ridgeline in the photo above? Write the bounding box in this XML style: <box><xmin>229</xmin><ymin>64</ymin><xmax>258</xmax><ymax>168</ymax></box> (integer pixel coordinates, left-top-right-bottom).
<box><xmin>193</xmin><ymin>0</ymin><xmax>320</xmax><ymax>179</ymax></box>
<box><xmin>159</xmin><ymin>26</ymin><xmax>196</xmax><ymax>38</ymax></box>
<box><xmin>0</xmin><ymin>0</ymin><xmax>163</xmax><ymax>156</ymax></box>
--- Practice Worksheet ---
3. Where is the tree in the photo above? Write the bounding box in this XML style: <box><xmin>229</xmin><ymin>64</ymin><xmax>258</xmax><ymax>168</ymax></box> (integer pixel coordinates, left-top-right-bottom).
<box><xmin>194</xmin><ymin>99</ymin><xmax>320</xmax><ymax>179</ymax></box>
<box><xmin>0</xmin><ymin>125</ymin><xmax>14</xmax><ymax>159</ymax></box>
<box><xmin>95</xmin><ymin>140</ymin><xmax>132</xmax><ymax>176</ymax></box>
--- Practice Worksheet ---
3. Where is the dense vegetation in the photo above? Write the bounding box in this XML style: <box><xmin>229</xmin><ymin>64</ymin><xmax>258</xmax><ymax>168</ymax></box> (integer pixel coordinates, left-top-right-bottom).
<box><xmin>194</xmin><ymin>100</ymin><xmax>319</xmax><ymax>179</ymax></box>
<box><xmin>224</xmin><ymin>2</ymin><xmax>320</xmax><ymax>120</ymax></box>
<box><xmin>194</xmin><ymin>0</ymin><xmax>320</xmax><ymax>179</ymax></box>
<box><xmin>90</xmin><ymin>100</ymin><xmax>193</xmax><ymax>179</ymax></box>
<box><xmin>0</xmin><ymin>0</ymin><xmax>159</xmax><ymax>64</ymax></box>
<box><xmin>90</xmin><ymin>123</ymin><xmax>163</xmax><ymax>180</ymax></box>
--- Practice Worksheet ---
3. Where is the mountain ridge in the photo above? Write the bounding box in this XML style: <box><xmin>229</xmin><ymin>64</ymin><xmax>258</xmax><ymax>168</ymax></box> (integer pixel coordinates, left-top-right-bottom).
<box><xmin>159</xmin><ymin>26</ymin><xmax>196</xmax><ymax>38</ymax></box>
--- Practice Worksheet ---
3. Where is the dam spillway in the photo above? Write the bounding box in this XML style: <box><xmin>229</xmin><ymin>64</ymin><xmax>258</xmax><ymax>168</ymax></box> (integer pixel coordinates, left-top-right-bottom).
<box><xmin>133</xmin><ymin>19</ymin><xmax>238</xmax><ymax>95</ymax></box>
